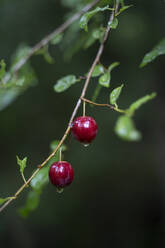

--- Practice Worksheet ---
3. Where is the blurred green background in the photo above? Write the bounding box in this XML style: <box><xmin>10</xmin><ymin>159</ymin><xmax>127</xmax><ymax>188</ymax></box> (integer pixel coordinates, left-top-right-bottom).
<box><xmin>0</xmin><ymin>0</ymin><xmax>165</xmax><ymax>247</ymax></box>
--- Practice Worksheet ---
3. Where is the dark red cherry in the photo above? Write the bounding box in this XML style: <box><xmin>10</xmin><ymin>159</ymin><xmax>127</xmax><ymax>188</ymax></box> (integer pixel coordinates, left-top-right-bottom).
<box><xmin>49</xmin><ymin>161</ymin><xmax>74</xmax><ymax>188</ymax></box>
<box><xmin>71</xmin><ymin>116</ymin><xmax>98</xmax><ymax>144</ymax></box>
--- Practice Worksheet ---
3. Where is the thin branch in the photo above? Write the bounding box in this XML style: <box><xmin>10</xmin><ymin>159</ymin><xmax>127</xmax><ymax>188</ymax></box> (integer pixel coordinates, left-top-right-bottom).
<box><xmin>0</xmin><ymin>2</ymin><xmax>118</xmax><ymax>213</ymax></box>
<box><xmin>81</xmin><ymin>97</ymin><xmax>115</xmax><ymax>109</ymax></box>
<box><xmin>1</xmin><ymin>0</ymin><xmax>100</xmax><ymax>85</ymax></box>
<box><xmin>81</xmin><ymin>97</ymin><xmax>127</xmax><ymax>114</ymax></box>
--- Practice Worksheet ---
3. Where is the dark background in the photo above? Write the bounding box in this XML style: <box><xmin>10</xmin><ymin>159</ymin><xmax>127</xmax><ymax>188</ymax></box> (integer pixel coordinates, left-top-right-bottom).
<box><xmin>0</xmin><ymin>0</ymin><xmax>165</xmax><ymax>247</ymax></box>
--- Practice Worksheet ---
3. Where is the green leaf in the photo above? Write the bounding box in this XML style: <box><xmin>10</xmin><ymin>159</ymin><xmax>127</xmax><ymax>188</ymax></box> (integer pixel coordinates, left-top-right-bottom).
<box><xmin>0</xmin><ymin>197</ymin><xmax>9</xmax><ymax>205</ymax></box>
<box><xmin>0</xmin><ymin>61</ymin><xmax>37</xmax><ymax>111</ymax></box>
<box><xmin>16</xmin><ymin>156</ymin><xmax>27</xmax><ymax>174</ymax></box>
<box><xmin>35</xmin><ymin>45</ymin><xmax>54</xmax><ymax>64</ymax></box>
<box><xmin>116</xmin><ymin>5</ymin><xmax>133</xmax><ymax>16</ymax></box>
<box><xmin>0</xmin><ymin>44</ymin><xmax>38</xmax><ymax>111</ymax></box>
<box><xmin>92</xmin><ymin>64</ymin><xmax>105</xmax><ymax>77</ymax></box>
<box><xmin>115</xmin><ymin>115</ymin><xmax>141</xmax><ymax>141</ymax></box>
<box><xmin>54</xmin><ymin>75</ymin><xmax>79</xmax><ymax>92</ymax></box>
<box><xmin>128</xmin><ymin>92</ymin><xmax>157</xmax><ymax>115</ymax></box>
<box><xmin>50</xmin><ymin>33</ymin><xmax>63</xmax><ymax>45</ymax></box>
<box><xmin>99</xmin><ymin>72</ymin><xmax>110</xmax><ymax>88</ymax></box>
<box><xmin>0</xmin><ymin>60</ymin><xmax>6</xmax><ymax>80</ymax></box>
<box><xmin>108</xmin><ymin>18</ymin><xmax>118</xmax><ymax>29</ymax></box>
<box><xmin>30</xmin><ymin>167</ymin><xmax>49</xmax><ymax>192</ymax></box>
<box><xmin>83</xmin><ymin>27</ymin><xmax>105</xmax><ymax>49</ymax></box>
<box><xmin>50</xmin><ymin>140</ymin><xmax>67</xmax><ymax>152</ymax></box>
<box><xmin>18</xmin><ymin>191</ymin><xmax>41</xmax><ymax>218</ymax></box>
<box><xmin>98</xmin><ymin>62</ymin><xmax>119</xmax><ymax>88</ymax></box>
<box><xmin>92</xmin><ymin>27</ymin><xmax>106</xmax><ymax>42</ymax></box>
<box><xmin>0</xmin><ymin>88</ymin><xmax>20</xmax><ymax>111</ymax></box>
<box><xmin>140</xmin><ymin>38</ymin><xmax>165</xmax><ymax>68</ymax></box>
<box><xmin>91</xmin><ymin>84</ymin><xmax>102</xmax><ymax>103</ymax></box>
<box><xmin>110</xmin><ymin>84</ymin><xmax>123</xmax><ymax>105</ymax></box>
<box><xmin>10</xmin><ymin>44</ymin><xmax>31</xmax><ymax>71</ymax></box>
<box><xmin>79</xmin><ymin>6</ymin><xmax>109</xmax><ymax>32</ymax></box>
<box><xmin>108</xmin><ymin>62</ymin><xmax>120</xmax><ymax>72</ymax></box>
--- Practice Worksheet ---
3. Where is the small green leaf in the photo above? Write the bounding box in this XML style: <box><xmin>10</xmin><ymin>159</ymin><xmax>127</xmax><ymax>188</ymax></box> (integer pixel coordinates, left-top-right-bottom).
<box><xmin>115</xmin><ymin>115</ymin><xmax>141</xmax><ymax>141</ymax></box>
<box><xmin>35</xmin><ymin>45</ymin><xmax>54</xmax><ymax>64</ymax></box>
<box><xmin>128</xmin><ymin>92</ymin><xmax>157</xmax><ymax>115</ymax></box>
<box><xmin>92</xmin><ymin>64</ymin><xmax>105</xmax><ymax>77</ymax></box>
<box><xmin>79</xmin><ymin>6</ymin><xmax>109</xmax><ymax>32</ymax></box>
<box><xmin>50</xmin><ymin>33</ymin><xmax>63</xmax><ymax>45</ymax></box>
<box><xmin>108</xmin><ymin>62</ymin><xmax>120</xmax><ymax>72</ymax></box>
<box><xmin>30</xmin><ymin>167</ymin><xmax>49</xmax><ymax>191</ymax></box>
<box><xmin>108</xmin><ymin>18</ymin><xmax>118</xmax><ymax>29</ymax></box>
<box><xmin>91</xmin><ymin>84</ymin><xmax>102</xmax><ymax>103</ymax></box>
<box><xmin>54</xmin><ymin>75</ymin><xmax>79</xmax><ymax>93</ymax></box>
<box><xmin>0</xmin><ymin>60</ymin><xmax>6</xmax><ymax>80</ymax></box>
<box><xmin>84</xmin><ymin>27</ymin><xmax>105</xmax><ymax>49</ymax></box>
<box><xmin>98</xmin><ymin>62</ymin><xmax>119</xmax><ymax>88</ymax></box>
<box><xmin>16</xmin><ymin>156</ymin><xmax>27</xmax><ymax>174</ymax></box>
<box><xmin>92</xmin><ymin>27</ymin><xmax>106</xmax><ymax>42</ymax></box>
<box><xmin>18</xmin><ymin>191</ymin><xmax>41</xmax><ymax>218</ymax></box>
<box><xmin>140</xmin><ymin>38</ymin><xmax>165</xmax><ymax>68</ymax></box>
<box><xmin>0</xmin><ymin>197</ymin><xmax>9</xmax><ymax>205</ymax></box>
<box><xmin>99</xmin><ymin>72</ymin><xmax>110</xmax><ymax>88</ymax></box>
<box><xmin>110</xmin><ymin>84</ymin><xmax>123</xmax><ymax>105</ymax></box>
<box><xmin>10</xmin><ymin>45</ymin><xmax>31</xmax><ymax>71</ymax></box>
<box><xmin>116</xmin><ymin>5</ymin><xmax>133</xmax><ymax>16</ymax></box>
<box><xmin>50</xmin><ymin>140</ymin><xmax>67</xmax><ymax>152</ymax></box>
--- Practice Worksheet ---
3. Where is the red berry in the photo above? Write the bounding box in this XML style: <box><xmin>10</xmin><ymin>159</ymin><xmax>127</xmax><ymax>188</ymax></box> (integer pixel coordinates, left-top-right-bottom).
<box><xmin>49</xmin><ymin>161</ymin><xmax>74</xmax><ymax>188</ymax></box>
<box><xmin>71</xmin><ymin>116</ymin><xmax>98</xmax><ymax>144</ymax></box>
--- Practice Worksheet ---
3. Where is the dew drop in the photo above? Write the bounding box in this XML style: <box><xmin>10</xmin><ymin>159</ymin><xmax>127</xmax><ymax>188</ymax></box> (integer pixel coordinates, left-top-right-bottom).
<box><xmin>57</xmin><ymin>187</ymin><xmax>64</xmax><ymax>194</ymax></box>
<box><xmin>83</xmin><ymin>143</ymin><xmax>89</xmax><ymax>147</ymax></box>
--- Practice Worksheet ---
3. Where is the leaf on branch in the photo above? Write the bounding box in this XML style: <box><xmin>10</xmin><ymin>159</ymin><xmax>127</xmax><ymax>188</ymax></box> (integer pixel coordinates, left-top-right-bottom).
<box><xmin>92</xmin><ymin>64</ymin><xmax>105</xmax><ymax>77</ymax></box>
<box><xmin>0</xmin><ymin>45</ymin><xmax>38</xmax><ymax>111</ymax></box>
<box><xmin>140</xmin><ymin>38</ymin><xmax>165</xmax><ymax>68</ymax></box>
<box><xmin>0</xmin><ymin>197</ymin><xmax>9</xmax><ymax>205</ymax></box>
<box><xmin>115</xmin><ymin>115</ymin><xmax>141</xmax><ymax>141</ymax></box>
<box><xmin>0</xmin><ymin>60</ymin><xmax>6</xmax><ymax>80</ymax></box>
<box><xmin>91</xmin><ymin>84</ymin><xmax>102</xmax><ymax>103</ymax></box>
<box><xmin>128</xmin><ymin>92</ymin><xmax>157</xmax><ymax>115</ymax></box>
<box><xmin>98</xmin><ymin>62</ymin><xmax>120</xmax><ymax>88</ymax></box>
<box><xmin>99</xmin><ymin>72</ymin><xmax>110</xmax><ymax>88</ymax></box>
<box><xmin>84</xmin><ymin>27</ymin><xmax>106</xmax><ymax>49</ymax></box>
<box><xmin>110</xmin><ymin>84</ymin><xmax>123</xmax><ymax>106</ymax></box>
<box><xmin>10</xmin><ymin>44</ymin><xmax>31</xmax><ymax>71</ymax></box>
<box><xmin>79</xmin><ymin>5</ymin><xmax>109</xmax><ymax>32</ymax></box>
<box><xmin>35</xmin><ymin>45</ymin><xmax>54</xmax><ymax>64</ymax></box>
<box><xmin>50</xmin><ymin>33</ymin><xmax>63</xmax><ymax>45</ymax></box>
<box><xmin>108</xmin><ymin>61</ymin><xmax>120</xmax><ymax>72</ymax></box>
<box><xmin>30</xmin><ymin>167</ymin><xmax>49</xmax><ymax>192</ymax></box>
<box><xmin>108</xmin><ymin>17</ymin><xmax>118</xmax><ymax>29</ymax></box>
<box><xmin>50</xmin><ymin>140</ymin><xmax>67</xmax><ymax>152</ymax></box>
<box><xmin>16</xmin><ymin>156</ymin><xmax>27</xmax><ymax>174</ymax></box>
<box><xmin>116</xmin><ymin>5</ymin><xmax>133</xmax><ymax>16</ymax></box>
<box><xmin>54</xmin><ymin>75</ymin><xmax>80</xmax><ymax>92</ymax></box>
<box><xmin>18</xmin><ymin>191</ymin><xmax>41</xmax><ymax>218</ymax></box>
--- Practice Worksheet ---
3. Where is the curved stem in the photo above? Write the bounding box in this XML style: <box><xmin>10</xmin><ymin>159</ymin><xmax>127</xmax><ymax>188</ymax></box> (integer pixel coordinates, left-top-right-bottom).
<box><xmin>0</xmin><ymin>2</ymin><xmax>118</xmax><ymax>213</ymax></box>
<box><xmin>81</xmin><ymin>97</ymin><xmax>127</xmax><ymax>114</ymax></box>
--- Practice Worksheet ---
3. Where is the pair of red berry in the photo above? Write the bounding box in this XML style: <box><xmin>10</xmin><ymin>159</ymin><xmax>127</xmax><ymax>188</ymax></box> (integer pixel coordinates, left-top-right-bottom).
<box><xmin>49</xmin><ymin>116</ymin><xmax>98</xmax><ymax>190</ymax></box>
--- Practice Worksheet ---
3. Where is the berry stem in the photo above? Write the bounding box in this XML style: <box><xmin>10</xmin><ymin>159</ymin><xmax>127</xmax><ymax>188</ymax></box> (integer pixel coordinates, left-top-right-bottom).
<box><xmin>0</xmin><ymin>2</ymin><xmax>119</xmax><ymax>213</ymax></box>
<box><xmin>59</xmin><ymin>148</ymin><xmax>62</xmax><ymax>162</ymax></box>
<box><xmin>83</xmin><ymin>100</ymin><xmax>86</xmax><ymax>117</ymax></box>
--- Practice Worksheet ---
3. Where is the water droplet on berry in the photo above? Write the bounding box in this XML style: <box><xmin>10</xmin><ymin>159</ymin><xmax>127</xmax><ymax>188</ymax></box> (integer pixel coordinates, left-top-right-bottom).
<box><xmin>57</xmin><ymin>187</ymin><xmax>64</xmax><ymax>194</ymax></box>
<box><xmin>83</xmin><ymin>143</ymin><xmax>89</xmax><ymax>147</ymax></box>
